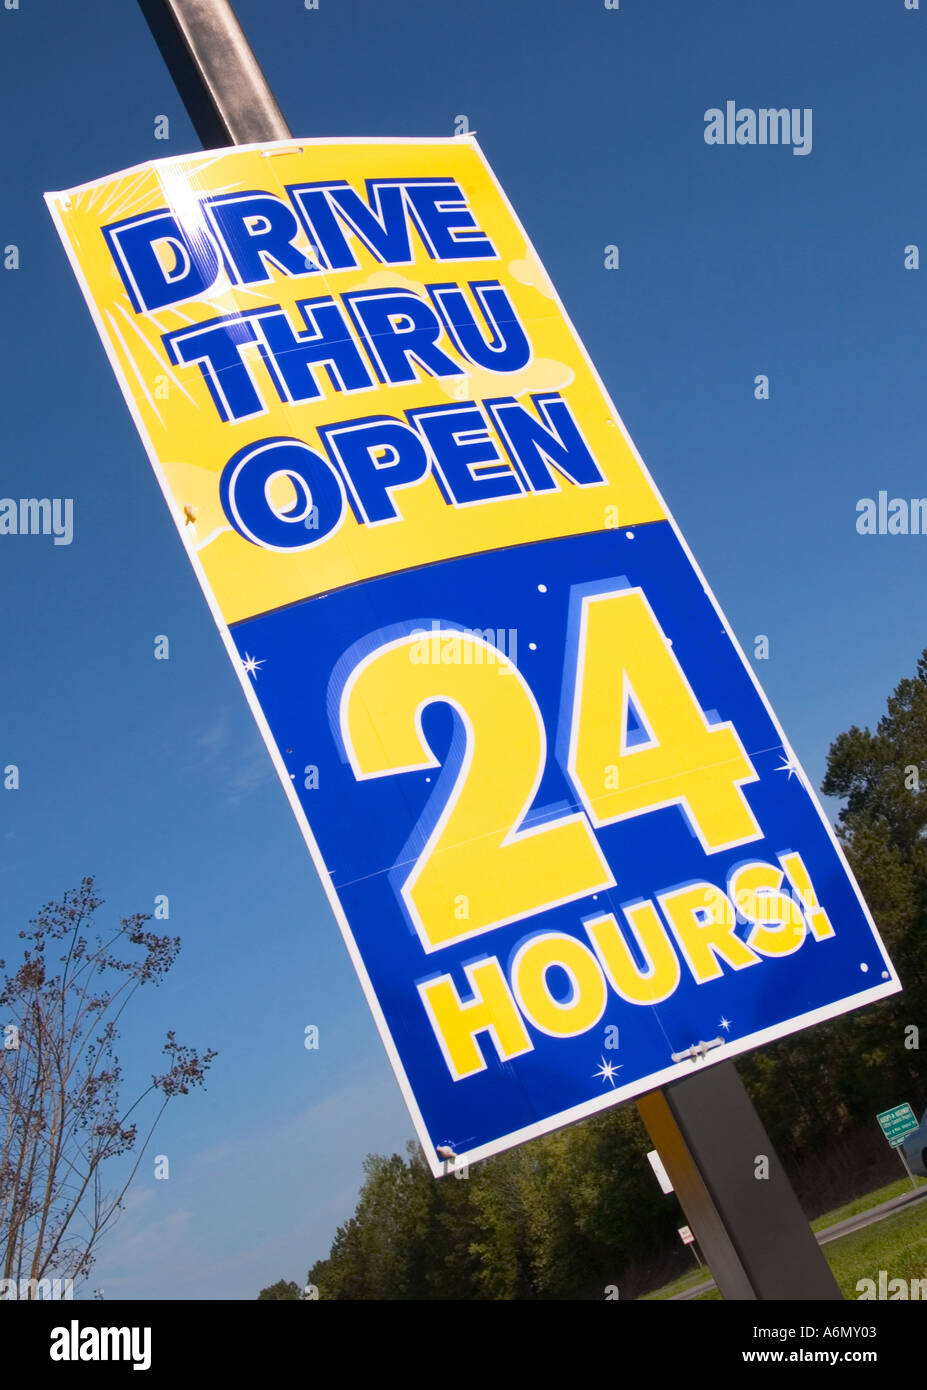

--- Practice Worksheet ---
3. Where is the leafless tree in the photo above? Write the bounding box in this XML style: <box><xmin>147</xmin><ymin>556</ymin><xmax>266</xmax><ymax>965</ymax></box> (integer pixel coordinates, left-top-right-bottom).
<box><xmin>0</xmin><ymin>878</ymin><xmax>216</xmax><ymax>1295</ymax></box>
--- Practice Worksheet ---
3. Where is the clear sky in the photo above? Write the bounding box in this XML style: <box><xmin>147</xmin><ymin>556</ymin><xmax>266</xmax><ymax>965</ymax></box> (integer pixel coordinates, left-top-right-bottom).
<box><xmin>1</xmin><ymin>0</ymin><xmax>925</xmax><ymax>1300</ymax></box>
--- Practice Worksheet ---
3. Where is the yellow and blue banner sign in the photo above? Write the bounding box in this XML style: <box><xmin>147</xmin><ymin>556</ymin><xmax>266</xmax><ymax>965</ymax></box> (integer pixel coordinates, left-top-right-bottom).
<box><xmin>47</xmin><ymin>137</ymin><xmax>899</xmax><ymax>1174</ymax></box>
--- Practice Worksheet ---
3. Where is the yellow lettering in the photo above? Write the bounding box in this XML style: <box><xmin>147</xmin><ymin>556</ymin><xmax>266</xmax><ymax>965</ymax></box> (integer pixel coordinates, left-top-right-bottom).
<box><xmin>418</xmin><ymin>959</ymin><xmax>532</xmax><ymax>1079</ymax></box>
<box><xmin>512</xmin><ymin>932</ymin><xmax>608</xmax><ymax>1036</ymax></box>
<box><xmin>585</xmin><ymin>903</ymin><xmax>680</xmax><ymax>1004</ymax></box>
<box><xmin>658</xmin><ymin>882</ymin><xmax>761</xmax><ymax>982</ymax></box>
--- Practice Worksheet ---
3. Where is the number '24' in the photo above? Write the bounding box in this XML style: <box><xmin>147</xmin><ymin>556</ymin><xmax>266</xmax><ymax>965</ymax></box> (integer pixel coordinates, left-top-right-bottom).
<box><xmin>340</xmin><ymin>586</ymin><xmax>761</xmax><ymax>954</ymax></box>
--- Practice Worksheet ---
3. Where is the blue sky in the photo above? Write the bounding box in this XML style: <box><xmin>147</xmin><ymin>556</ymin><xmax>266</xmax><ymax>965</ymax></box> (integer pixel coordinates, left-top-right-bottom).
<box><xmin>1</xmin><ymin>0</ymin><xmax>925</xmax><ymax>1299</ymax></box>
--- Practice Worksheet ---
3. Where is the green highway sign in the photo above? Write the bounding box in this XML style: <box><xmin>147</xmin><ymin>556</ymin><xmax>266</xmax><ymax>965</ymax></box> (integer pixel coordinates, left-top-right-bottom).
<box><xmin>877</xmin><ymin>1103</ymin><xmax>918</xmax><ymax>1148</ymax></box>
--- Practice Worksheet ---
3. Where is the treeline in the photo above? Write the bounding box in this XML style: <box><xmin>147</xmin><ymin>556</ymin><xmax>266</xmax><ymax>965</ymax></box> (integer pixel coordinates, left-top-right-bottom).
<box><xmin>306</xmin><ymin>1110</ymin><xmax>680</xmax><ymax>1300</ymax></box>
<box><xmin>275</xmin><ymin>650</ymin><xmax>927</xmax><ymax>1300</ymax></box>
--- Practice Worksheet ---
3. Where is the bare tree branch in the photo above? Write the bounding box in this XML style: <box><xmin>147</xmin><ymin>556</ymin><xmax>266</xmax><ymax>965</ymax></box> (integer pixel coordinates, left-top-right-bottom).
<box><xmin>0</xmin><ymin>879</ymin><xmax>216</xmax><ymax>1296</ymax></box>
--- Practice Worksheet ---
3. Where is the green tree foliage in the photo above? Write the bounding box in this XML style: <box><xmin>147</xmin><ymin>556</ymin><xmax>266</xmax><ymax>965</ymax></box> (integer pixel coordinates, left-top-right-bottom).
<box><xmin>307</xmin><ymin>1107</ymin><xmax>681</xmax><ymax>1300</ymax></box>
<box><xmin>740</xmin><ymin>647</ymin><xmax>927</xmax><ymax>1169</ymax></box>
<box><xmin>300</xmin><ymin>651</ymin><xmax>927</xmax><ymax>1298</ymax></box>
<box><xmin>257</xmin><ymin>1279</ymin><xmax>302</xmax><ymax>1300</ymax></box>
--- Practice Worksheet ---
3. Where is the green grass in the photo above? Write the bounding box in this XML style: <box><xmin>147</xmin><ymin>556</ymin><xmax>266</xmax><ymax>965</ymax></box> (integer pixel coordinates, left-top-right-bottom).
<box><xmin>824</xmin><ymin>1196</ymin><xmax>927</xmax><ymax>1298</ymax></box>
<box><xmin>640</xmin><ymin>1174</ymin><xmax>927</xmax><ymax>1301</ymax></box>
<box><xmin>812</xmin><ymin>1174</ymin><xmax>927</xmax><ymax>1235</ymax></box>
<box><xmin>686</xmin><ymin>1205</ymin><xmax>927</xmax><ymax>1300</ymax></box>
<box><xmin>637</xmin><ymin>1264</ymin><xmax>713</xmax><ymax>1301</ymax></box>
<box><xmin>688</xmin><ymin>1202</ymin><xmax>927</xmax><ymax>1298</ymax></box>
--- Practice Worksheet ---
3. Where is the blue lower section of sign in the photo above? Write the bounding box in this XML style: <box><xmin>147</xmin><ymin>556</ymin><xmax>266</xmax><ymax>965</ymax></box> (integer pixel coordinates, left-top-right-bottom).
<box><xmin>230</xmin><ymin>523</ymin><xmax>892</xmax><ymax>1163</ymax></box>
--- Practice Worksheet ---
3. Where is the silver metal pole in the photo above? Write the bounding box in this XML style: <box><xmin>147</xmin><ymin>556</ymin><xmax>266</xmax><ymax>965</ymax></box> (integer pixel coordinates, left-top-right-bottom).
<box><xmin>897</xmin><ymin>1144</ymin><xmax>919</xmax><ymax>1192</ymax></box>
<box><xmin>137</xmin><ymin>0</ymin><xmax>291</xmax><ymax>147</ymax></box>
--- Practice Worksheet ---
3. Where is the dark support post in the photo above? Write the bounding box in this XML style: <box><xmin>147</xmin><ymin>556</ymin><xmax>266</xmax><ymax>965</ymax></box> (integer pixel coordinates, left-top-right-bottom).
<box><xmin>638</xmin><ymin>1061</ymin><xmax>842</xmax><ymax>1300</ymax></box>
<box><xmin>137</xmin><ymin>0</ymin><xmax>291</xmax><ymax>147</ymax></box>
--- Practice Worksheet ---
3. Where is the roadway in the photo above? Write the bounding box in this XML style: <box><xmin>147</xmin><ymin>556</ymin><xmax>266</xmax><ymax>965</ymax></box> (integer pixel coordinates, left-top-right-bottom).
<box><xmin>669</xmin><ymin>1182</ymin><xmax>927</xmax><ymax>1300</ymax></box>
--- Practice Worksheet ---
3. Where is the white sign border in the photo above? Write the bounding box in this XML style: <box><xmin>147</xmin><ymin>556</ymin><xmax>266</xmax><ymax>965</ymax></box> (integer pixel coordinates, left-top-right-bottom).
<box><xmin>46</xmin><ymin>135</ymin><xmax>901</xmax><ymax>1178</ymax></box>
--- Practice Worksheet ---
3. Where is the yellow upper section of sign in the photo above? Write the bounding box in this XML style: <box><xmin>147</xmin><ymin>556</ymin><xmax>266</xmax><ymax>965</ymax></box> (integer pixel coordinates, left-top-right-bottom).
<box><xmin>47</xmin><ymin>137</ymin><xmax>665</xmax><ymax>624</ymax></box>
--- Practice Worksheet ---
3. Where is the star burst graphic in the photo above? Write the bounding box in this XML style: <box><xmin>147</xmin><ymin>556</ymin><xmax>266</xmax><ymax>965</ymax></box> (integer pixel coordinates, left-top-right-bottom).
<box><xmin>594</xmin><ymin>1056</ymin><xmax>622</xmax><ymax>1088</ymax></box>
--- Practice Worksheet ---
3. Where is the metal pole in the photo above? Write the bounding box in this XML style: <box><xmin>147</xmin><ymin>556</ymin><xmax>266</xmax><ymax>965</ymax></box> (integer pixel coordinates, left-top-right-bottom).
<box><xmin>638</xmin><ymin>1061</ymin><xmax>843</xmax><ymax>1300</ymax></box>
<box><xmin>137</xmin><ymin>0</ymin><xmax>291</xmax><ymax>147</ymax></box>
<box><xmin>897</xmin><ymin>1145</ymin><xmax>919</xmax><ymax>1192</ymax></box>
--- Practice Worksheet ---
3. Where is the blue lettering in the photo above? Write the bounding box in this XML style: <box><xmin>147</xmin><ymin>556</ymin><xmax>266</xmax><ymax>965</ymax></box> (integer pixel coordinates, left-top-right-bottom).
<box><xmin>407</xmin><ymin>403</ymin><xmax>523</xmax><ymax>505</ymax></box>
<box><xmin>318</xmin><ymin>416</ymin><xmax>430</xmax><ymax>524</ymax></box>
<box><xmin>286</xmin><ymin>180</ymin><xmax>412</xmax><ymax>270</ymax></box>
<box><xmin>402</xmin><ymin>178</ymin><xmax>496</xmax><ymax>261</ymax></box>
<box><xmin>163</xmin><ymin>315</ymin><xmax>263</xmax><ymax>422</ymax></box>
<box><xmin>251</xmin><ymin>298</ymin><xmax>373</xmax><ymax>404</ymax></box>
<box><xmin>220</xmin><ymin>436</ymin><xmax>345</xmax><ymax>550</ymax></box>
<box><xmin>105</xmin><ymin>179</ymin><xmax>498</xmax><ymax>310</ymax></box>
<box><xmin>103</xmin><ymin>210</ymin><xmax>220</xmax><ymax>313</ymax></box>
<box><xmin>428</xmin><ymin>281</ymin><xmax>530</xmax><ymax>372</ymax></box>
<box><xmin>203</xmin><ymin>191</ymin><xmax>318</xmax><ymax>285</ymax></box>
<box><xmin>344</xmin><ymin>289</ymin><xmax>461</xmax><ymax>385</ymax></box>
<box><xmin>485</xmin><ymin>393</ymin><xmax>606</xmax><ymax>492</ymax></box>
